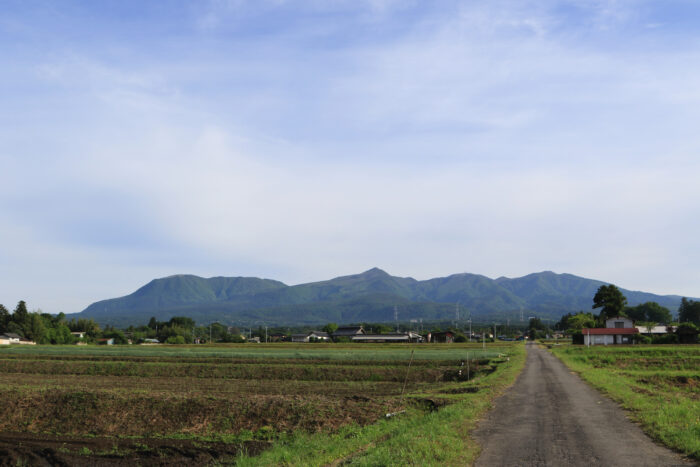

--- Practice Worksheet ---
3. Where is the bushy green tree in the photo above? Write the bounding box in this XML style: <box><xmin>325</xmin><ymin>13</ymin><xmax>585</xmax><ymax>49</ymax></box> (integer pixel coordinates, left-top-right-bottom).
<box><xmin>166</xmin><ymin>335</ymin><xmax>186</xmax><ymax>344</ymax></box>
<box><xmin>678</xmin><ymin>298</ymin><xmax>700</xmax><ymax>325</ymax></box>
<box><xmin>322</xmin><ymin>323</ymin><xmax>338</xmax><ymax>334</ymax></box>
<box><xmin>102</xmin><ymin>328</ymin><xmax>129</xmax><ymax>345</ymax></box>
<box><xmin>25</xmin><ymin>313</ymin><xmax>47</xmax><ymax>343</ymax></box>
<box><xmin>592</xmin><ymin>285</ymin><xmax>627</xmax><ymax>321</ymax></box>
<box><xmin>0</xmin><ymin>304</ymin><xmax>10</xmax><ymax>333</ymax></box>
<box><xmin>625</xmin><ymin>302</ymin><xmax>672</xmax><ymax>324</ymax></box>
<box><xmin>12</xmin><ymin>301</ymin><xmax>29</xmax><ymax>331</ymax></box>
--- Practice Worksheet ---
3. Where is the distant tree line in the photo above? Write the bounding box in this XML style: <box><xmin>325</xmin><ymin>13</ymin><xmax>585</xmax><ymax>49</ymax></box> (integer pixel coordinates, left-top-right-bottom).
<box><xmin>0</xmin><ymin>301</ymin><xmax>101</xmax><ymax>344</ymax></box>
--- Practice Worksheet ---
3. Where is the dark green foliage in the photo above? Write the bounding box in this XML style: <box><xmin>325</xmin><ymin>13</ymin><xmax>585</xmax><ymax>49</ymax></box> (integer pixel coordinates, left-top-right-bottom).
<box><xmin>102</xmin><ymin>328</ymin><xmax>129</xmax><ymax>345</ymax></box>
<box><xmin>12</xmin><ymin>301</ymin><xmax>29</xmax><ymax>331</ymax></box>
<box><xmin>635</xmin><ymin>334</ymin><xmax>652</xmax><ymax>344</ymax></box>
<box><xmin>678</xmin><ymin>298</ymin><xmax>700</xmax><ymax>325</ymax></box>
<box><xmin>625</xmin><ymin>302</ymin><xmax>672</xmax><ymax>323</ymax></box>
<box><xmin>592</xmin><ymin>285</ymin><xmax>627</xmax><ymax>321</ymax></box>
<box><xmin>676</xmin><ymin>322</ymin><xmax>699</xmax><ymax>344</ymax></box>
<box><xmin>557</xmin><ymin>311</ymin><xmax>596</xmax><ymax>332</ymax></box>
<box><xmin>651</xmin><ymin>333</ymin><xmax>679</xmax><ymax>344</ymax></box>
<box><xmin>0</xmin><ymin>304</ymin><xmax>10</xmax><ymax>333</ymax></box>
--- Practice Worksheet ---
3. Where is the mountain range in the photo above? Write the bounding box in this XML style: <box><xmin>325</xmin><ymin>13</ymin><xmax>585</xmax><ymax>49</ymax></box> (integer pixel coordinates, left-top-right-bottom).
<box><xmin>72</xmin><ymin>268</ymin><xmax>692</xmax><ymax>327</ymax></box>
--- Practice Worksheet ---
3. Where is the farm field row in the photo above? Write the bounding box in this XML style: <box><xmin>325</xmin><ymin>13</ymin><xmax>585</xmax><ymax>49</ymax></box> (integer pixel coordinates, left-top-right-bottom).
<box><xmin>0</xmin><ymin>342</ymin><xmax>526</xmax><ymax>465</ymax></box>
<box><xmin>0</xmin><ymin>342</ymin><xmax>507</xmax><ymax>361</ymax></box>
<box><xmin>550</xmin><ymin>344</ymin><xmax>700</xmax><ymax>460</ymax></box>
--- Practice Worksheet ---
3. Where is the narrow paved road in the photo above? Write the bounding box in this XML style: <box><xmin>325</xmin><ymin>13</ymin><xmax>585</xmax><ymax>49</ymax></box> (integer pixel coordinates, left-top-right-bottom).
<box><xmin>473</xmin><ymin>343</ymin><xmax>694</xmax><ymax>467</ymax></box>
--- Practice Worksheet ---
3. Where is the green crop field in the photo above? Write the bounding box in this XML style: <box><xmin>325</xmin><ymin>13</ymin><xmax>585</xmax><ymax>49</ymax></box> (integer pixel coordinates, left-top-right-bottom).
<box><xmin>550</xmin><ymin>345</ymin><xmax>700</xmax><ymax>460</ymax></box>
<box><xmin>0</xmin><ymin>342</ymin><xmax>525</xmax><ymax>465</ymax></box>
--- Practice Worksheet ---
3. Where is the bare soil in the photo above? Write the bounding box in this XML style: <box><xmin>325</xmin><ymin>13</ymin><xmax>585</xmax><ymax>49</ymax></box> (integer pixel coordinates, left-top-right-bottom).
<box><xmin>0</xmin><ymin>432</ymin><xmax>269</xmax><ymax>466</ymax></box>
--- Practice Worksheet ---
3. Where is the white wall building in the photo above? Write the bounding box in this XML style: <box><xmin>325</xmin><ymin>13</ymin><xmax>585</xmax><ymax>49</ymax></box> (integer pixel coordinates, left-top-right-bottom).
<box><xmin>583</xmin><ymin>316</ymin><xmax>638</xmax><ymax>346</ymax></box>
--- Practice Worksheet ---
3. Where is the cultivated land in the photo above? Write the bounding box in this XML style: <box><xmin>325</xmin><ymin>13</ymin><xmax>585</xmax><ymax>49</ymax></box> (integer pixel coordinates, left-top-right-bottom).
<box><xmin>0</xmin><ymin>342</ymin><xmax>525</xmax><ymax>465</ymax></box>
<box><xmin>474</xmin><ymin>343</ymin><xmax>695</xmax><ymax>466</ymax></box>
<box><xmin>550</xmin><ymin>344</ymin><xmax>700</xmax><ymax>461</ymax></box>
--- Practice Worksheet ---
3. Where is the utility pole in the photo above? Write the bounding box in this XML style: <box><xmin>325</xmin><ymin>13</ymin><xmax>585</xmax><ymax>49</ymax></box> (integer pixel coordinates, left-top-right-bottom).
<box><xmin>209</xmin><ymin>323</ymin><xmax>212</xmax><ymax>344</ymax></box>
<box><xmin>265</xmin><ymin>326</ymin><xmax>268</xmax><ymax>343</ymax></box>
<box><xmin>394</xmin><ymin>306</ymin><xmax>399</xmax><ymax>333</ymax></box>
<box><xmin>468</xmin><ymin>316</ymin><xmax>472</xmax><ymax>343</ymax></box>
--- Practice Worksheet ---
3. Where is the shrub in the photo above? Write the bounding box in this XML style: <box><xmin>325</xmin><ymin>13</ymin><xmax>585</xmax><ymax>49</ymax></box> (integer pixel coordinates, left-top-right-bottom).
<box><xmin>652</xmin><ymin>334</ymin><xmax>679</xmax><ymax>345</ymax></box>
<box><xmin>635</xmin><ymin>334</ymin><xmax>652</xmax><ymax>344</ymax></box>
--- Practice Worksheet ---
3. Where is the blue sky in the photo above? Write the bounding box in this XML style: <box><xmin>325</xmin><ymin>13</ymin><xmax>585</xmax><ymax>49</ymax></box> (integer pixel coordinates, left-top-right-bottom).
<box><xmin>2</xmin><ymin>0</ymin><xmax>700</xmax><ymax>313</ymax></box>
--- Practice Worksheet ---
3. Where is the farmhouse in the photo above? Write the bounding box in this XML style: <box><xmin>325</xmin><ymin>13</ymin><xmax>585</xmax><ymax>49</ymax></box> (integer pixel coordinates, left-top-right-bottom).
<box><xmin>0</xmin><ymin>333</ymin><xmax>21</xmax><ymax>344</ymax></box>
<box><xmin>352</xmin><ymin>331</ymin><xmax>424</xmax><ymax>343</ymax></box>
<box><xmin>269</xmin><ymin>333</ymin><xmax>287</xmax><ymax>342</ymax></box>
<box><xmin>427</xmin><ymin>331</ymin><xmax>455</xmax><ymax>343</ymax></box>
<box><xmin>332</xmin><ymin>326</ymin><xmax>365</xmax><ymax>340</ymax></box>
<box><xmin>291</xmin><ymin>331</ymin><xmax>330</xmax><ymax>343</ymax></box>
<box><xmin>582</xmin><ymin>316</ymin><xmax>639</xmax><ymax>346</ymax></box>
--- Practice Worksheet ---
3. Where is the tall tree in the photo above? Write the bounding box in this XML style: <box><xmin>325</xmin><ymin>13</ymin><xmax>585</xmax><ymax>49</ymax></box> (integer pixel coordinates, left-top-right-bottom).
<box><xmin>12</xmin><ymin>300</ymin><xmax>29</xmax><ymax>329</ymax></box>
<box><xmin>592</xmin><ymin>284</ymin><xmax>627</xmax><ymax>321</ymax></box>
<box><xmin>0</xmin><ymin>304</ymin><xmax>10</xmax><ymax>332</ymax></box>
<box><xmin>679</xmin><ymin>298</ymin><xmax>700</xmax><ymax>325</ymax></box>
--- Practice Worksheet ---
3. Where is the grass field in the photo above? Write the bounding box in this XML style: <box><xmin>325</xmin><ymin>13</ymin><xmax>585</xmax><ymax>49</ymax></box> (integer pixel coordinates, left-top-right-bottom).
<box><xmin>550</xmin><ymin>344</ymin><xmax>700</xmax><ymax>460</ymax></box>
<box><xmin>0</xmin><ymin>342</ymin><xmax>525</xmax><ymax>465</ymax></box>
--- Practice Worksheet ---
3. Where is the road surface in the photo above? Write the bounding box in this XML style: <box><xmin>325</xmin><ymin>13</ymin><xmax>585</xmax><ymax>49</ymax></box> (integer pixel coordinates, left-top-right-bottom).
<box><xmin>473</xmin><ymin>343</ymin><xmax>694</xmax><ymax>467</ymax></box>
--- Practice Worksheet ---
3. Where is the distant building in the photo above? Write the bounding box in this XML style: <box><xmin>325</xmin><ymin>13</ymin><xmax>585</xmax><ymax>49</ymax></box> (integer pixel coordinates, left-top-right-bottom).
<box><xmin>269</xmin><ymin>333</ymin><xmax>287</xmax><ymax>342</ymax></box>
<box><xmin>352</xmin><ymin>331</ymin><xmax>423</xmax><ymax>343</ymax></box>
<box><xmin>71</xmin><ymin>331</ymin><xmax>86</xmax><ymax>339</ymax></box>
<box><xmin>582</xmin><ymin>316</ymin><xmax>639</xmax><ymax>346</ymax></box>
<box><xmin>291</xmin><ymin>331</ymin><xmax>330</xmax><ymax>343</ymax></box>
<box><xmin>0</xmin><ymin>333</ymin><xmax>21</xmax><ymax>345</ymax></box>
<box><xmin>638</xmin><ymin>324</ymin><xmax>676</xmax><ymax>335</ymax></box>
<box><xmin>428</xmin><ymin>331</ymin><xmax>455</xmax><ymax>343</ymax></box>
<box><xmin>332</xmin><ymin>326</ymin><xmax>365</xmax><ymax>340</ymax></box>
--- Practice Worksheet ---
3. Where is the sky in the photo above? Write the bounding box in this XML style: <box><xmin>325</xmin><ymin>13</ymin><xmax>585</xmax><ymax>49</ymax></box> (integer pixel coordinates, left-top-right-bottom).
<box><xmin>2</xmin><ymin>0</ymin><xmax>700</xmax><ymax>314</ymax></box>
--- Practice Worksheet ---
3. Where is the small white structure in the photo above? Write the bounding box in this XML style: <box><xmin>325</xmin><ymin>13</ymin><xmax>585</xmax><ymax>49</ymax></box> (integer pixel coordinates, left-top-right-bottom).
<box><xmin>291</xmin><ymin>331</ymin><xmax>330</xmax><ymax>343</ymax></box>
<box><xmin>583</xmin><ymin>316</ymin><xmax>638</xmax><ymax>346</ymax></box>
<box><xmin>639</xmin><ymin>324</ymin><xmax>676</xmax><ymax>335</ymax></box>
<box><xmin>0</xmin><ymin>333</ymin><xmax>21</xmax><ymax>345</ymax></box>
<box><xmin>71</xmin><ymin>331</ymin><xmax>85</xmax><ymax>339</ymax></box>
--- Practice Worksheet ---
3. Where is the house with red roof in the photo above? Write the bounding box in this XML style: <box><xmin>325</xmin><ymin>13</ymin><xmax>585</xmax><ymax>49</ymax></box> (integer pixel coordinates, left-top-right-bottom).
<box><xmin>582</xmin><ymin>316</ymin><xmax>638</xmax><ymax>346</ymax></box>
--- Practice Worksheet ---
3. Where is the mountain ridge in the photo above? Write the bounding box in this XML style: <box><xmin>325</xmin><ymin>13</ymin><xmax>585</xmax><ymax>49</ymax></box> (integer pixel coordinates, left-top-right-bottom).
<box><xmin>74</xmin><ymin>268</ymin><xmax>694</xmax><ymax>327</ymax></box>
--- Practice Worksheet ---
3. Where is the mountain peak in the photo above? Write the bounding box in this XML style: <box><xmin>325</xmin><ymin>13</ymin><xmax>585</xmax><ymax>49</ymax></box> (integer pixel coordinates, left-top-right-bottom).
<box><xmin>360</xmin><ymin>267</ymin><xmax>389</xmax><ymax>276</ymax></box>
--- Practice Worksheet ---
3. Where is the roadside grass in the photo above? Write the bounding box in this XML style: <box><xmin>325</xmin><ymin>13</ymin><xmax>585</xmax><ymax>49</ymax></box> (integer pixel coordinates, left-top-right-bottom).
<box><xmin>551</xmin><ymin>345</ymin><xmax>699</xmax><ymax>460</ymax></box>
<box><xmin>234</xmin><ymin>344</ymin><xmax>526</xmax><ymax>466</ymax></box>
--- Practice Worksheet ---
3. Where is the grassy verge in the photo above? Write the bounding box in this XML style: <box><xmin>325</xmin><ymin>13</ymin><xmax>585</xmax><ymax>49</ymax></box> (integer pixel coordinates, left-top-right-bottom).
<box><xmin>233</xmin><ymin>344</ymin><xmax>526</xmax><ymax>466</ymax></box>
<box><xmin>550</xmin><ymin>345</ymin><xmax>699</xmax><ymax>460</ymax></box>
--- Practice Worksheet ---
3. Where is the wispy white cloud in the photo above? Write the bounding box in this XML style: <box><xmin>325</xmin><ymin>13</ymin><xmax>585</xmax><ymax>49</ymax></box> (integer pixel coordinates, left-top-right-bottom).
<box><xmin>2</xmin><ymin>0</ymin><xmax>700</xmax><ymax>313</ymax></box>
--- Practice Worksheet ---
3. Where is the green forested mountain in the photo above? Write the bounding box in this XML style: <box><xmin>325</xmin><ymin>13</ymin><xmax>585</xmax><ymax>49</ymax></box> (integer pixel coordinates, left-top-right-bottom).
<box><xmin>74</xmin><ymin>268</ymin><xmax>690</xmax><ymax>327</ymax></box>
